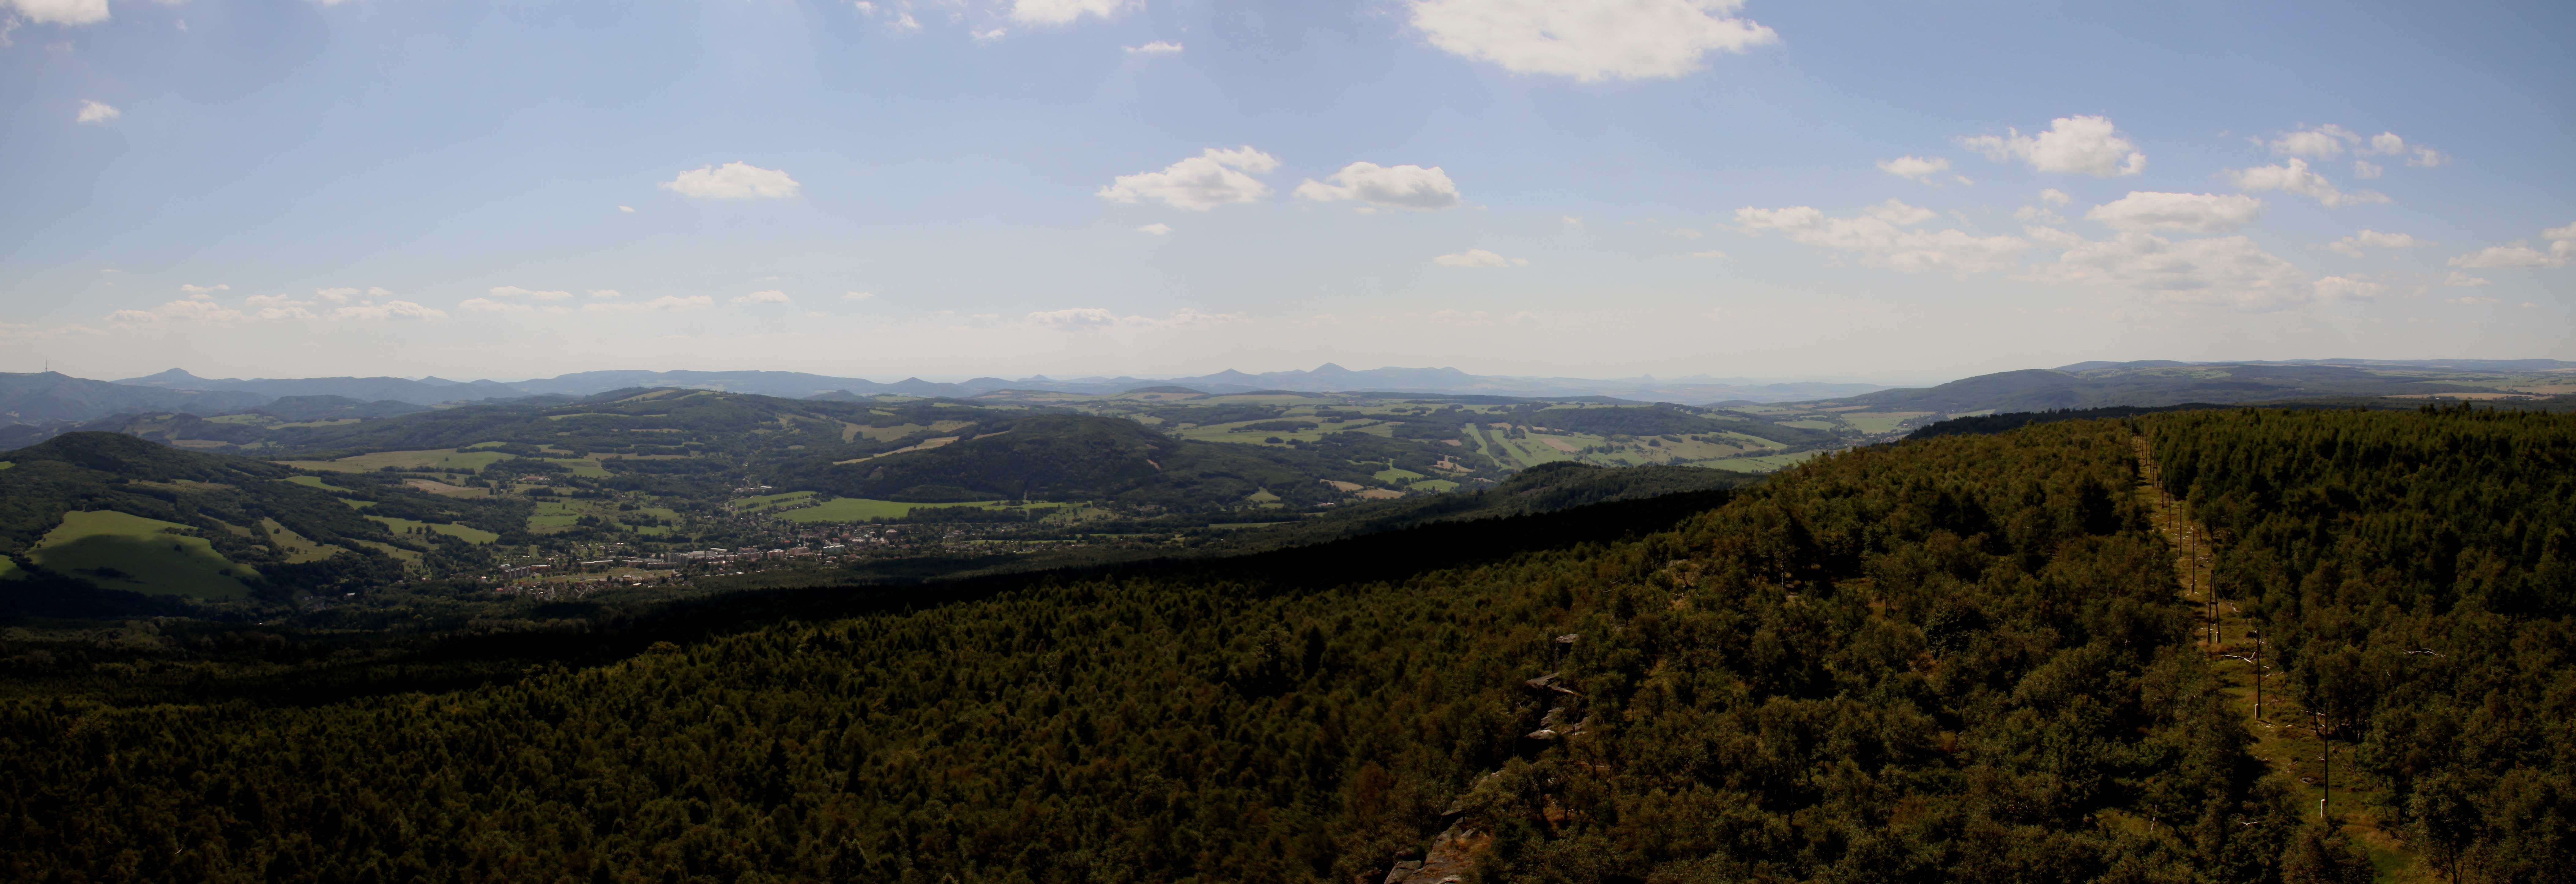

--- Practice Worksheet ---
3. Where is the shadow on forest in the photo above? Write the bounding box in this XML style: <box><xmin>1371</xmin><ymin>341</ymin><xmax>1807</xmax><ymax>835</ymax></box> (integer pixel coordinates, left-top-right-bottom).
<box><xmin>215</xmin><ymin>487</ymin><xmax>1737</xmax><ymax>707</ymax></box>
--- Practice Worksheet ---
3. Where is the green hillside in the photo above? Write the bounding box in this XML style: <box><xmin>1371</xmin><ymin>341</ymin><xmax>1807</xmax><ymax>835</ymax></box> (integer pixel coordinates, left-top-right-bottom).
<box><xmin>0</xmin><ymin>432</ymin><xmax>516</xmax><ymax>611</ymax></box>
<box><xmin>13</xmin><ymin>408</ymin><xmax>2564</xmax><ymax>880</ymax></box>
<box><xmin>1807</xmin><ymin>362</ymin><xmax>2548</xmax><ymax>414</ymax></box>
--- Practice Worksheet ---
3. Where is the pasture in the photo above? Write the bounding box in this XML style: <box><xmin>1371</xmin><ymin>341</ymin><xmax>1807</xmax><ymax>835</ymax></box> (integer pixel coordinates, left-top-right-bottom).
<box><xmin>366</xmin><ymin>515</ymin><xmax>500</xmax><ymax>544</ymax></box>
<box><xmin>1699</xmin><ymin>450</ymin><xmax>1828</xmax><ymax>473</ymax></box>
<box><xmin>283</xmin><ymin>475</ymin><xmax>356</xmax><ymax>492</ymax></box>
<box><xmin>259</xmin><ymin>518</ymin><xmax>347</xmax><ymax>563</ymax></box>
<box><xmin>277</xmin><ymin>448</ymin><xmax>515</xmax><ymax>474</ymax></box>
<box><xmin>26</xmin><ymin>510</ymin><xmax>258</xmax><ymax>598</ymax></box>
<box><xmin>773</xmin><ymin>497</ymin><xmax>1026</xmax><ymax>523</ymax></box>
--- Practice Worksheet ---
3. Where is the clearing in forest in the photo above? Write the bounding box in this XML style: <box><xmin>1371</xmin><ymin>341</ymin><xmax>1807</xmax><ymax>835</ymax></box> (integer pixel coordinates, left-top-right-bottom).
<box><xmin>2133</xmin><ymin>435</ymin><xmax>2421</xmax><ymax>879</ymax></box>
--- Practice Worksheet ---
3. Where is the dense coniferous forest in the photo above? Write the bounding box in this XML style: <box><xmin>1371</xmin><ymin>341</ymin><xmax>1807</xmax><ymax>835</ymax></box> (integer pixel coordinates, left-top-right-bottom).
<box><xmin>2150</xmin><ymin>405</ymin><xmax>2576</xmax><ymax>883</ymax></box>
<box><xmin>2</xmin><ymin>408</ymin><xmax>2567</xmax><ymax>882</ymax></box>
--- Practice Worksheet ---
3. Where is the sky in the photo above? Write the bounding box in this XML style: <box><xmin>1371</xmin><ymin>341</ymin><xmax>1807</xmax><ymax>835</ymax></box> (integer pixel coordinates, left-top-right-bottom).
<box><xmin>3</xmin><ymin>0</ymin><xmax>2570</xmax><ymax>385</ymax></box>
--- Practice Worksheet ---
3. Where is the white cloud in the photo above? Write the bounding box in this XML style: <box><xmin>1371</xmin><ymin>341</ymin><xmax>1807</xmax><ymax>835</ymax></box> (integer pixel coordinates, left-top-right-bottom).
<box><xmin>2083</xmin><ymin>192</ymin><xmax>2263</xmax><ymax>234</ymax></box>
<box><xmin>315</xmin><ymin>287</ymin><xmax>359</xmax><ymax>303</ymax></box>
<box><xmin>2018</xmin><ymin>227</ymin><xmax>2318</xmax><ymax>311</ymax></box>
<box><xmin>2353</xmin><ymin>161</ymin><xmax>2384</xmax><ymax>179</ymax></box>
<box><xmin>1137</xmin><ymin>223</ymin><xmax>1171</xmax><ymax>235</ymax></box>
<box><xmin>2224</xmin><ymin>158</ymin><xmax>2386</xmax><ymax>207</ymax></box>
<box><xmin>585</xmin><ymin>295</ymin><xmax>714</xmax><ymax>314</ymax></box>
<box><xmin>75</xmin><ymin>99</ymin><xmax>118</xmax><ymax>122</ymax></box>
<box><xmin>2448</xmin><ymin>244</ymin><xmax>2564</xmax><ymax>269</ymax></box>
<box><xmin>1407</xmin><ymin>0</ymin><xmax>1778</xmax><ymax>83</ymax></box>
<box><xmin>178</xmin><ymin>283</ymin><xmax>230</xmax><ymax>296</ymax></box>
<box><xmin>6</xmin><ymin>0</ymin><xmax>109</xmax><ymax>26</ymax></box>
<box><xmin>972</xmin><ymin>27</ymin><xmax>1007</xmax><ymax>41</ymax></box>
<box><xmin>241</xmin><ymin>293</ymin><xmax>318</xmax><ymax>320</ymax></box>
<box><xmin>332</xmin><ymin>300</ymin><xmax>446</xmax><ymax>321</ymax></box>
<box><xmin>2269</xmin><ymin>124</ymin><xmax>2355</xmax><ymax>159</ymax></box>
<box><xmin>489</xmin><ymin>285</ymin><xmax>573</xmax><ymax>300</ymax></box>
<box><xmin>1025</xmin><ymin>307</ymin><xmax>1245</xmax><ymax>330</ymax></box>
<box><xmin>1736</xmin><ymin>199</ymin><xmax>2030</xmax><ymax>275</ymax></box>
<box><xmin>1562</xmin><ymin>215</ymin><xmax>1583</xmax><ymax>228</ymax></box>
<box><xmin>1125</xmin><ymin>40</ymin><xmax>1182</xmax><ymax>54</ymax></box>
<box><xmin>1433</xmin><ymin>248</ymin><xmax>1527</xmax><ymax>268</ymax></box>
<box><xmin>2325</xmin><ymin>229</ymin><xmax>2423</xmax><ymax>258</ymax></box>
<box><xmin>1960</xmin><ymin>116</ymin><xmax>2146</xmax><ymax>177</ymax></box>
<box><xmin>460</xmin><ymin>297</ymin><xmax>533</xmax><ymax>314</ymax></box>
<box><xmin>589</xmin><ymin>289</ymin><xmax>623</xmax><ymax>299</ymax></box>
<box><xmin>732</xmin><ymin>290</ymin><xmax>790</xmax><ymax>305</ymax></box>
<box><xmin>1010</xmin><ymin>0</ymin><xmax>1128</xmax><ymax>25</ymax></box>
<box><xmin>110</xmin><ymin>298</ymin><xmax>245</xmax><ymax>324</ymax></box>
<box><xmin>2447</xmin><ymin>223</ymin><xmax>2576</xmax><ymax>269</ymax></box>
<box><xmin>2447</xmin><ymin>295</ymin><xmax>2501</xmax><ymax>306</ymax></box>
<box><xmin>843</xmin><ymin>291</ymin><xmax>875</xmax><ymax>300</ymax></box>
<box><xmin>618</xmin><ymin>205</ymin><xmax>637</xmax><ymax>213</ymax></box>
<box><xmin>1876</xmin><ymin>156</ymin><xmax>1950</xmax><ymax>182</ymax></box>
<box><xmin>1027</xmin><ymin>307</ymin><xmax>1118</xmax><ymax>329</ymax></box>
<box><xmin>2014</xmin><ymin>205</ymin><xmax>2066</xmax><ymax>225</ymax></box>
<box><xmin>2443</xmin><ymin>272</ymin><xmax>2491</xmax><ymax>288</ymax></box>
<box><xmin>1293</xmin><ymin>162</ymin><xmax>1464</xmax><ymax>211</ymax></box>
<box><xmin>0</xmin><ymin>321</ymin><xmax>102</xmax><ymax>341</ymax></box>
<box><xmin>2040</xmin><ymin>188</ymin><xmax>2072</xmax><ymax>206</ymax></box>
<box><xmin>1664</xmin><ymin>227</ymin><xmax>1703</xmax><ymax>239</ymax></box>
<box><xmin>1097</xmin><ymin>147</ymin><xmax>1279</xmax><ymax>211</ymax></box>
<box><xmin>1688</xmin><ymin>249</ymin><xmax>1727</xmax><ymax>259</ymax></box>
<box><xmin>2366</xmin><ymin>132</ymin><xmax>2448</xmax><ymax>167</ymax></box>
<box><xmin>2309</xmin><ymin>275</ymin><xmax>2382</xmax><ymax>304</ymax></box>
<box><xmin>661</xmin><ymin>162</ymin><xmax>801</xmax><ymax>198</ymax></box>
<box><xmin>2268</xmin><ymin>125</ymin><xmax>2445</xmax><ymax>169</ymax></box>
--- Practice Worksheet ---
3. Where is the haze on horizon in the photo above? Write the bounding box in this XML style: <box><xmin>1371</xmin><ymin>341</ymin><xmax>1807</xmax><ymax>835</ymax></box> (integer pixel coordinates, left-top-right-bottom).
<box><xmin>3</xmin><ymin>0</ymin><xmax>2570</xmax><ymax>384</ymax></box>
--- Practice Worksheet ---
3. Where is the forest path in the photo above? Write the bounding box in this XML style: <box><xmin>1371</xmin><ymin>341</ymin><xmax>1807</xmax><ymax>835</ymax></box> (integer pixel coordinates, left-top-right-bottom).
<box><xmin>2128</xmin><ymin>435</ymin><xmax>2425</xmax><ymax>880</ymax></box>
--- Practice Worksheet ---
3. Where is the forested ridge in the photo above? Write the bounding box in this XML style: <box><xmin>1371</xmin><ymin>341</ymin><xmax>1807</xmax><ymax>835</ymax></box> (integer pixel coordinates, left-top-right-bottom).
<box><xmin>2149</xmin><ymin>405</ymin><xmax>2576</xmax><ymax>882</ymax></box>
<box><xmin>2</xmin><ymin>409</ymin><xmax>2565</xmax><ymax>882</ymax></box>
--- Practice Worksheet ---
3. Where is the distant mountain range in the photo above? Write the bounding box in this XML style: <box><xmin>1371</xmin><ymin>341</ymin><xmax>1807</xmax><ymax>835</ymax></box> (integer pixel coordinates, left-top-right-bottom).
<box><xmin>7</xmin><ymin>357</ymin><xmax>2567</xmax><ymax>428</ymax></box>
<box><xmin>0</xmin><ymin>365</ymin><xmax>1888</xmax><ymax>426</ymax></box>
<box><xmin>1800</xmin><ymin>359</ymin><xmax>2576</xmax><ymax>413</ymax></box>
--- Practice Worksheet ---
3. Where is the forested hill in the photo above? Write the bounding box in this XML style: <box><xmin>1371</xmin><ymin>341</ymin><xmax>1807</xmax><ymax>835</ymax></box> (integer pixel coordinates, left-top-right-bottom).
<box><xmin>3</xmin><ymin>407</ymin><xmax>2568</xmax><ymax>882</ymax></box>
<box><xmin>2147</xmin><ymin>405</ymin><xmax>2576</xmax><ymax>883</ymax></box>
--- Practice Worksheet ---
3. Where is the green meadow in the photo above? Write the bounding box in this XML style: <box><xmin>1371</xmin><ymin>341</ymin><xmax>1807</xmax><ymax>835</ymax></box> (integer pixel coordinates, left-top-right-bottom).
<box><xmin>284</xmin><ymin>475</ymin><xmax>356</xmax><ymax>492</ymax></box>
<box><xmin>365</xmin><ymin>515</ymin><xmax>500</xmax><ymax>544</ymax></box>
<box><xmin>1698</xmin><ymin>449</ymin><xmax>1829</xmax><ymax>473</ymax></box>
<box><xmin>22</xmin><ymin>510</ymin><xmax>259</xmax><ymax>598</ymax></box>
<box><xmin>277</xmin><ymin>448</ymin><xmax>515</xmax><ymax>474</ymax></box>
<box><xmin>773</xmin><ymin>497</ymin><xmax>1027</xmax><ymax>523</ymax></box>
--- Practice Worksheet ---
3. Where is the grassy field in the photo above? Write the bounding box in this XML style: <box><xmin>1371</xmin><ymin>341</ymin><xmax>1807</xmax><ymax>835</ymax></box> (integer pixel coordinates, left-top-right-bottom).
<box><xmin>733</xmin><ymin>490</ymin><xmax>817</xmax><ymax>512</ymax></box>
<box><xmin>283</xmin><ymin>475</ymin><xmax>356</xmax><ymax>492</ymax></box>
<box><xmin>365</xmin><ymin>515</ymin><xmax>500</xmax><ymax>544</ymax></box>
<box><xmin>277</xmin><ymin>448</ymin><xmax>516</xmax><ymax>474</ymax></box>
<box><xmin>25</xmin><ymin>510</ymin><xmax>259</xmax><ymax>598</ymax></box>
<box><xmin>1838</xmin><ymin>412</ymin><xmax>1931</xmax><ymax>434</ymax></box>
<box><xmin>773</xmin><ymin>497</ymin><xmax>1023</xmax><ymax>523</ymax></box>
<box><xmin>1699</xmin><ymin>450</ymin><xmax>1829</xmax><ymax>473</ymax></box>
<box><xmin>259</xmin><ymin>518</ymin><xmax>347</xmax><ymax>563</ymax></box>
<box><xmin>538</xmin><ymin>457</ymin><xmax>609</xmax><ymax>478</ymax></box>
<box><xmin>527</xmin><ymin>501</ymin><xmax>587</xmax><ymax>530</ymax></box>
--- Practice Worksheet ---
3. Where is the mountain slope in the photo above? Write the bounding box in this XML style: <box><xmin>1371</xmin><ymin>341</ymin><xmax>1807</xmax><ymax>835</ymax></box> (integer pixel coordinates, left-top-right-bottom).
<box><xmin>2</xmin><ymin>372</ymin><xmax>269</xmax><ymax>424</ymax></box>
<box><xmin>0</xmin><ymin>433</ymin><xmax>425</xmax><ymax>608</ymax></box>
<box><xmin>0</xmin><ymin>415</ymin><xmax>2326</xmax><ymax>883</ymax></box>
<box><xmin>112</xmin><ymin>369</ymin><xmax>523</xmax><ymax>405</ymax></box>
<box><xmin>1818</xmin><ymin>363</ymin><xmax>2503</xmax><ymax>412</ymax></box>
<box><xmin>772</xmin><ymin>413</ymin><xmax>1385</xmax><ymax>508</ymax></box>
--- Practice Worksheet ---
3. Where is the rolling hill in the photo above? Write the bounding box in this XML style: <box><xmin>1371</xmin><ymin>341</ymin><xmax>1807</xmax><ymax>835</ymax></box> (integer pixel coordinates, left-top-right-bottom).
<box><xmin>1799</xmin><ymin>360</ymin><xmax>2570</xmax><ymax>413</ymax></box>
<box><xmin>1</xmin><ymin>371</ymin><xmax>268</xmax><ymax>425</ymax></box>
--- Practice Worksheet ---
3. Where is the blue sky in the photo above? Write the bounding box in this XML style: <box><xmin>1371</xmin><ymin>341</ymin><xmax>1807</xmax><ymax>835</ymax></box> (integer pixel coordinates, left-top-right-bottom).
<box><xmin>3</xmin><ymin>0</ymin><xmax>2570</xmax><ymax>383</ymax></box>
